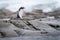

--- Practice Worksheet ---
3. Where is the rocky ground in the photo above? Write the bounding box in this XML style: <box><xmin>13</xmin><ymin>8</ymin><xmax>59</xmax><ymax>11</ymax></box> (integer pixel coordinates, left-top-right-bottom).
<box><xmin>0</xmin><ymin>19</ymin><xmax>60</xmax><ymax>40</ymax></box>
<box><xmin>0</xmin><ymin>9</ymin><xmax>60</xmax><ymax>40</ymax></box>
<box><xmin>0</xmin><ymin>19</ymin><xmax>60</xmax><ymax>37</ymax></box>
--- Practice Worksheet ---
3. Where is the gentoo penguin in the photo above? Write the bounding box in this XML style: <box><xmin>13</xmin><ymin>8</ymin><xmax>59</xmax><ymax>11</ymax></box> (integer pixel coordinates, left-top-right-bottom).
<box><xmin>17</xmin><ymin>7</ymin><xmax>25</xmax><ymax>19</ymax></box>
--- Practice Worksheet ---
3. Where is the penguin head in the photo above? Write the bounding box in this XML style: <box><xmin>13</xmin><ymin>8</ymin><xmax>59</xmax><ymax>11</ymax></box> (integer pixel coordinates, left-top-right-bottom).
<box><xmin>20</xmin><ymin>7</ymin><xmax>24</xmax><ymax>9</ymax></box>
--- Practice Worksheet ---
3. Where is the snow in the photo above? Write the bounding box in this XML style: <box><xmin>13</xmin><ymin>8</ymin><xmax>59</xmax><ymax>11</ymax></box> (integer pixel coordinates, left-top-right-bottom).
<box><xmin>0</xmin><ymin>0</ymin><xmax>60</xmax><ymax>12</ymax></box>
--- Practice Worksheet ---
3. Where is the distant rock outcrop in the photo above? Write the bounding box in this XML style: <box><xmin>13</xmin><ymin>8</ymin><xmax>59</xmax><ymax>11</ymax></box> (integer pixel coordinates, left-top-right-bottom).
<box><xmin>0</xmin><ymin>9</ymin><xmax>17</xmax><ymax>18</ymax></box>
<box><xmin>32</xmin><ymin>9</ymin><xmax>46</xmax><ymax>18</ymax></box>
<box><xmin>44</xmin><ymin>9</ymin><xmax>60</xmax><ymax>19</ymax></box>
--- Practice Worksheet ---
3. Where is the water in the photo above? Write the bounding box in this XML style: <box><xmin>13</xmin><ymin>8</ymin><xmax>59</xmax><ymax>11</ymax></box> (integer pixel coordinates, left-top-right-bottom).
<box><xmin>0</xmin><ymin>36</ymin><xmax>60</xmax><ymax>40</ymax></box>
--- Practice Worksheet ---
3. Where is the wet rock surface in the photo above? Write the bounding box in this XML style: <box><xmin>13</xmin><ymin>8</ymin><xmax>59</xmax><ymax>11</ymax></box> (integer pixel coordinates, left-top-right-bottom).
<box><xmin>0</xmin><ymin>10</ymin><xmax>60</xmax><ymax>40</ymax></box>
<box><xmin>0</xmin><ymin>19</ymin><xmax>59</xmax><ymax>40</ymax></box>
<box><xmin>0</xmin><ymin>9</ymin><xmax>60</xmax><ymax>40</ymax></box>
<box><xmin>0</xmin><ymin>19</ymin><xmax>60</xmax><ymax>38</ymax></box>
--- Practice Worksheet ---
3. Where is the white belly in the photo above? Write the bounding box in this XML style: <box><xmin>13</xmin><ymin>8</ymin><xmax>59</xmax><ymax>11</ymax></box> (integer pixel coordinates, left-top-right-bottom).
<box><xmin>19</xmin><ymin>10</ymin><xmax>24</xmax><ymax>19</ymax></box>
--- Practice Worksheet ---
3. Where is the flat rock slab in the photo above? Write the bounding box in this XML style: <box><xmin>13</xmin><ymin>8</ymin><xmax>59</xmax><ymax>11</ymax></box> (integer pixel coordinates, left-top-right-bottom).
<box><xmin>28</xmin><ymin>20</ymin><xmax>58</xmax><ymax>33</ymax></box>
<box><xmin>0</xmin><ymin>23</ymin><xmax>18</xmax><ymax>37</ymax></box>
<box><xmin>10</xmin><ymin>20</ymin><xmax>35</xmax><ymax>30</ymax></box>
<box><xmin>28</xmin><ymin>20</ymin><xmax>60</xmax><ymax>36</ymax></box>
<box><xmin>35</xmin><ymin>18</ymin><xmax>60</xmax><ymax>26</ymax></box>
